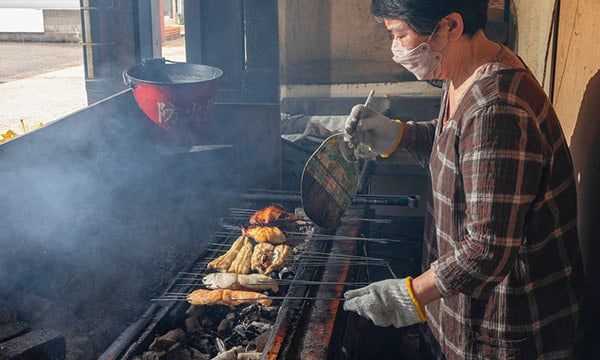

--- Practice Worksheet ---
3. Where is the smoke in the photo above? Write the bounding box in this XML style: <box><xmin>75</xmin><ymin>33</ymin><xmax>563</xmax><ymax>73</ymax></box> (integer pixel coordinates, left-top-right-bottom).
<box><xmin>0</xmin><ymin>90</ymin><xmax>239</xmax><ymax>356</ymax></box>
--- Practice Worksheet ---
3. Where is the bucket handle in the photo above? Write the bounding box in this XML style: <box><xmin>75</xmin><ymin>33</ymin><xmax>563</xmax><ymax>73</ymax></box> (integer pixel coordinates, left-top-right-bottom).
<box><xmin>122</xmin><ymin>70</ymin><xmax>136</xmax><ymax>89</ymax></box>
<box><xmin>123</xmin><ymin>57</ymin><xmax>189</xmax><ymax>88</ymax></box>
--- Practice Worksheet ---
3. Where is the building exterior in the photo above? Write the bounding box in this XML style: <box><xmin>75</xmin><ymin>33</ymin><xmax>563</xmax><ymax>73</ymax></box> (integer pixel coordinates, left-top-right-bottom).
<box><xmin>0</xmin><ymin>0</ymin><xmax>81</xmax><ymax>42</ymax></box>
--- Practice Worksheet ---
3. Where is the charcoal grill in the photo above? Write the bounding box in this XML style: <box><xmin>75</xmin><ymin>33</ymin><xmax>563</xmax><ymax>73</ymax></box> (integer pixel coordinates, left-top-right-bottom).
<box><xmin>96</xmin><ymin>187</ymin><xmax>424</xmax><ymax>360</ymax></box>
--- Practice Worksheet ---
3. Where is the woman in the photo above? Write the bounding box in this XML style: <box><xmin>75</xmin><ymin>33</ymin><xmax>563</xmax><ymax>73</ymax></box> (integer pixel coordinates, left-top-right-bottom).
<box><xmin>342</xmin><ymin>0</ymin><xmax>585</xmax><ymax>359</ymax></box>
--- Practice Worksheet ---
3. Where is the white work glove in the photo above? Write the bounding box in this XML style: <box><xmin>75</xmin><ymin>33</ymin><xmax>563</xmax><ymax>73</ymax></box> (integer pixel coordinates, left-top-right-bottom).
<box><xmin>338</xmin><ymin>141</ymin><xmax>376</xmax><ymax>163</ymax></box>
<box><xmin>344</xmin><ymin>105</ymin><xmax>403</xmax><ymax>157</ymax></box>
<box><xmin>343</xmin><ymin>278</ymin><xmax>426</xmax><ymax>328</ymax></box>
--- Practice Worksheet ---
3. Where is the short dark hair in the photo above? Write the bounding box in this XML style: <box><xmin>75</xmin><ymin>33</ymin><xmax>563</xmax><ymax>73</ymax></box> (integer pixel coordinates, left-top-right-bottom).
<box><xmin>371</xmin><ymin>0</ymin><xmax>489</xmax><ymax>36</ymax></box>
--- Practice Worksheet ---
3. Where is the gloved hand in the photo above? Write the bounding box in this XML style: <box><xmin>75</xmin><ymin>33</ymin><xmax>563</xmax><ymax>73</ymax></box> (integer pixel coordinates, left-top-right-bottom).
<box><xmin>343</xmin><ymin>278</ymin><xmax>426</xmax><ymax>328</ymax></box>
<box><xmin>344</xmin><ymin>105</ymin><xmax>404</xmax><ymax>156</ymax></box>
<box><xmin>338</xmin><ymin>141</ymin><xmax>377</xmax><ymax>163</ymax></box>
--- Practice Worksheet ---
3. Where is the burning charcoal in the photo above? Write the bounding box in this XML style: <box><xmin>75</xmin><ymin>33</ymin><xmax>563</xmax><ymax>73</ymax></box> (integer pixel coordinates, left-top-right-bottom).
<box><xmin>225</xmin><ymin>312</ymin><xmax>236</xmax><ymax>322</ymax></box>
<box><xmin>214</xmin><ymin>337</ymin><xmax>227</xmax><ymax>353</ymax></box>
<box><xmin>245</xmin><ymin>331</ymin><xmax>270</xmax><ymax>353</ymax></box>
<box><xmin>232</xmin><ymin>323</ymin><xmax>264</xmax><ymax>341</ymax></box>
<box><xmin>186</xmin><ymin>305</ymin><xmax>204</xmax><ymax>318</ymax></box>
<box><xmin>217</xmin><ymin>318</ymin><xmax>231</xmax><ymax>333</ymax></box>
<box><xmin>210</xmin><ymin>346</ymin><xmax>243</xmax><ymax>360</ymax></box>
<box><xmin>249</xmin><ymin>321</ymin><xmax>272</xmax><ymax>333</ymax></box>
<box><xmin>189</xmin><ymin>347</ymin><xmax>211</xmax><ymax>360</ymax></box>
<box><xmin>238</xmin><ymin>303</ymin><xmax>263</xmax><ymax>318</ymax></box>
<box><xmin>150</xmin><ymin>328</ymin><xmax>187</xmax><ymax>352</ymax></box>
<box><xmin>199</xmin><ymin>316</ymin><xmax>215</xmax><ymax>329</ymax></box>
<box><xmin>164</xmin><ymin>342</ymin><xmax>191</xmax><ymax>360</ymax></box>
<box><xmin>189</xmin><ymin>336</ymin><xmax>213</xmax><ymax>355</ymax></box>
<box><xmin>185</xmin><ymin>316</ymin><xmax>202</xmax><ymax>334</ymax></box>
<box><xmin>264</xmin><ymin>306</ymin><xmax>279</xmax><ymax>319</ymax></box>
<box><xmin>238</xmin><ymin>352</ymin><xmax>262</xmax><ymax>360</ymax></box>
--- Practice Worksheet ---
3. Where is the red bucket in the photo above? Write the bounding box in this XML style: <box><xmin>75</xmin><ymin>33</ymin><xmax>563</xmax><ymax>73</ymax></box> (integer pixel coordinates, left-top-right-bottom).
<box><xmin>124</xmin><ymin>58</ymin><xmax>223</xmax><ymax>143</ymax></box>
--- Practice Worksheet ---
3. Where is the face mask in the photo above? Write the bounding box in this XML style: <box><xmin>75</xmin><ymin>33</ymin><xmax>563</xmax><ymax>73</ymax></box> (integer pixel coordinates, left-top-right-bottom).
<box><xmin>391</xmin><ymin>26</ymin><xmax>445</xmax><ymax>80</ymax></box>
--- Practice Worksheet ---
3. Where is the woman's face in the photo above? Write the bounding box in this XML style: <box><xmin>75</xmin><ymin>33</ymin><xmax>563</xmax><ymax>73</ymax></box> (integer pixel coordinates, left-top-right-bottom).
<box><xmin>384</xmin><ymin>17</ymin><xmax>448</xmax><ymax>53</ymax></box>
<box><xmin>383</xmin><ymin>18</ymin><xmax>428</xmax><ymax>48</ymax></box>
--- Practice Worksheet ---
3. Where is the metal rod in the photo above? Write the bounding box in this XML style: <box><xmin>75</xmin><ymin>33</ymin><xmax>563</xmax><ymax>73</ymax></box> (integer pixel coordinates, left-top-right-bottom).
<box><xmin>152</xmin><ymin>296</ymin><xmax>346</xmax><ymax>302</ymax></box>
<box><xmin>232</xmin><ymin>296</ymin><xmax>346</xmax><ymax>301</ymax></box>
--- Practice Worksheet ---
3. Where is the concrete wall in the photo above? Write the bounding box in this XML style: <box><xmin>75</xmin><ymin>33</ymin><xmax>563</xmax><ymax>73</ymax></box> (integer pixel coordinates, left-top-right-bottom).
<box><xmin>0</xmin><ymin>9</ymin><xmax>81</xmax><ymax>42</ymax></box>
<box><xmin>510</xmin><ymin>0</ymin><xmax>556</xmax><ymax>90</ymax></box>
<box><xmin>278</xmin><ymin>0</ymin><xmax>413</xmax><ymax>86</ymax></box>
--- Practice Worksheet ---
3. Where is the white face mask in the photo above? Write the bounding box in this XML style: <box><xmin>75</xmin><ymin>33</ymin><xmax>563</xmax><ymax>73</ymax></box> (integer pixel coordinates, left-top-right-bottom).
<box><xmin>391</xmin><ymin>27</ymin><xmax>445</xmax><ymax>80</ymax></box>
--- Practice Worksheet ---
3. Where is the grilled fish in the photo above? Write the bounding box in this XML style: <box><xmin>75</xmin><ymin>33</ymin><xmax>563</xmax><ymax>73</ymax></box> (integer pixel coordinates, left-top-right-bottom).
<box><xmin>242</xmin><ymin>225</ymin><xmax>286</xmax><ymax>244</ymax></box>
<box><xmin>266</xmin><ymin>244</ymin><xmax>292</xmax><ymax>274</ymax></box>
<box><xmin>227</xmin><ymin>236</ymin><xmax>253</xmax><ymax>274</ymax></box>
<box><xmin>249</xmin><ymin>205</ymin><xmax>301</xmax><ymax>225</ymax></box>
<box><xmin>207</xmin><ymin>235</ymin><xmax>247</xmax><ymax>271</ymax></box>
<box><xmin>202</xmin><ymin>273</ymin><xmax>279</xmax><ymax>292</ymax></box>
<box><xmin>187</xmin><ymin>288</ymin><xmax>272</xmax><ymax>307</ymax></box>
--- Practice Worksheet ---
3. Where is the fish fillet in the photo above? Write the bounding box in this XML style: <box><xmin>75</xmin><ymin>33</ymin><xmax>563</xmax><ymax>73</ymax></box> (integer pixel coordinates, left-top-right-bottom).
<box><xmin>249</xmin><ymin>205</ymin><xmax>301</xmax><ymax>225</ymax></box>
<box><xmin>187</xmin><ymin>288</ymin><xmax>272</xmax><ymax>307</ymax></box>
<box><xmin>242</xmin><ymin>225</ymin><xmax>286</xmax><ymax>244</ymax></box>
<box><xmin>202</xmin><ymin>273</ymin><xmax>279</xmax><ymax>292</ymax></box>
<box><xmin>207</xmin><ymin>235</ymin><xmax>247</xmax><ymax>271</ymax></box>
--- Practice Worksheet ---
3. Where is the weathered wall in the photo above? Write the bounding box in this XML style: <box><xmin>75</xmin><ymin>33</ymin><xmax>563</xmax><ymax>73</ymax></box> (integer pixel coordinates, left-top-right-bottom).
<box><xmin>554</xmin><ymin>0</ymin><xmax>600</xmax><ymax>356</ymax></box>
<box><xmin>278</xmin><ymin>0</ymin><xmax>412</xmax><ymax>85</ymax></box>
<box><xmin>511</xmin><ymin>0</ymin><xmax>556</xmax><ymax>91</ymax></box>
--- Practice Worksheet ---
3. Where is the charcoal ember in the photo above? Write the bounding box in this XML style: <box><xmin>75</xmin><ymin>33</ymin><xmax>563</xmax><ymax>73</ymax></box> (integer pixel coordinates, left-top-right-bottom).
<box><xmin>238</xmin><ymin>303</ymin><xmax>276</xmax><ymax>323</ymax></box>
<box><xmin>223</xmin><ymin>332</ymin><xmax>248</xmax><ymax>349</ymax></box>
<box><xmin>189</xmin><ymin>347</ymin><xmax>211</xmax><ymax>360</ymax></box>
<box><xmin>263</xmin><ymin>306</ymin><xmax>279</xmax><ymax>319</ymax></box>
<box><xmin>185</xmin><ymin>316</ymin><xmax>201</xmax><ymax>334</ymax></box>
<box><xmin>197</xmin><ymin>306</ymin><xmax>231</xmax><ymax>331</ymax></box>
<box><xmin>216</xmin><ymin>318</ymin><xmax>231</xmax><ymax>333</ymax></box>
<box><xmin>214</xmin><ymin>337</ymin><xmax>227</xmax><ymax>353</ymax></box>
<box><xmin>188</xmin><ymin>335</ymin><xmax>216</xmax><ymax>356</ymax></box>
<box><xmin>149</xmin><ymin>328</ymin><xmax>187</xmax><ymax>352</ymax></box>
<box><xmin>162</xmin><ymin>342</ymin><xmax>193</xmax><ymax>360</ymax></box>
<box><xmin>238</xmin><ymin>352</ymin><xmax>262</xmax><ymax>360</ymax></box>
<box><xmin>232</xmin><ymin>321</ymin><xmax>272</xmax><ymax>341</ymax></box>
<box><xmin>210</xmin><ymin>346</ymin><xmax>243</xmax><ymax>360</ymax></box>
<box><xmin>186</xmin><ymin>305</ymin><xmax>204</xmax><ymax>318</ymax></box>
<box><xmin>249</xmin><ymin>321</ymin><xmax>272</xmax><ymax>333</ymax></box>
<box><xmin>245</xmin><ymin>331</ymin><xmax>270</xmax><ymax>353</ymax></box>
<box><xmin>225</xmin><ymin>313</ymin><xmax>236</xmax><ymax>322</ymax></box>
<box><xmin>238</xmin><ymin>303</ymin><xmax>262</xmax><ymax>318</ymax></box>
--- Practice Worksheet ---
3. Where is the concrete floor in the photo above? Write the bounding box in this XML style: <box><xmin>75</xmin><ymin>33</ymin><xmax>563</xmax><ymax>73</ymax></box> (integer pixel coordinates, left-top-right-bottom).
<box><xmin>0</xmin><ymin>38</ymin><xmax>185</xmax><ymax>136</ymax></box>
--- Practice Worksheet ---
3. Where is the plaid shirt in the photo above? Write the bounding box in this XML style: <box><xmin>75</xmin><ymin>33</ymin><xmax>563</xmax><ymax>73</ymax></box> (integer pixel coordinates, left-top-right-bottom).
<box><xmin>402</xmin><ymin>63</ymin><xmax>584</xmax><ymax>359</ymax></box>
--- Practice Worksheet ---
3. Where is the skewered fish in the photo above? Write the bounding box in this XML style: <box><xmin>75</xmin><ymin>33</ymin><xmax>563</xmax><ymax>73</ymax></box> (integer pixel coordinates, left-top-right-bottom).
<box><xmin>251</xmin><ymin>243</ymin><xmax>275</xmax><ymax>274</ymax></box>
<box><xmin>187</xmin><ymin>288</ymin><xmax>272</xmax><ymax>307</ymax></box>
<box><xmin>207</xmin><ymin>235</ymin><xmax>247</xmax><ymax>271</ymax></box>
<box><xmin>249</xmin><ymin>205</ymin><xmax>301</xmax><ymax>225</ymax></box>
<box><xmin>266</xmin><ymin>244</ymin><xmax>292</xmax><ymax>274</ymax></box>
<box><xmin>242</xmin><ymin>225</ymin><xmax>286</xmax><ymax>244</ymax></box>
<box><xmin>227</xmin><ymin>236</ymin><xmax>253</xmax><ymax>274</ymax></box>
<box><xmin>251</xmin><ymin>243</ymin><xmax>291</xmax><ymax>275</ymax></box>
<box><xmin>202</xmin><ymin>273</ymin><xmax>279</xmax><ymax>292</ymax></box>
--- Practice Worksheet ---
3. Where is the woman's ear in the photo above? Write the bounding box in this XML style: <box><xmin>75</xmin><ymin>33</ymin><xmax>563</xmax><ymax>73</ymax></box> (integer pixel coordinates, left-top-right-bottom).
<box><xmin>441</xmin><ymin>12</ymin><xmax>464</xmax><ymax>41</ymax></box>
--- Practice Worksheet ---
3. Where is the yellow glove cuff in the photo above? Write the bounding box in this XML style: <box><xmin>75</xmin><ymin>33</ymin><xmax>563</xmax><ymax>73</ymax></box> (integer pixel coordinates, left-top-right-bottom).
<box><xmin>406</xmin><ymin>276</ymin><xmax>427</xmax><ymax>322</ymax></box>
<box><xmin>379</xmin><ymin>120</ymin><xmax>404</xmax><ymax>158</ymax></box>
